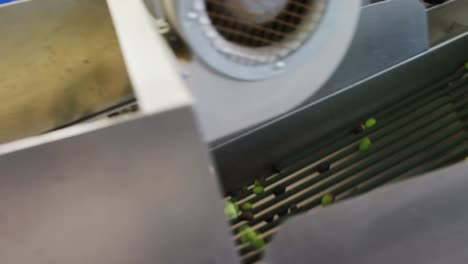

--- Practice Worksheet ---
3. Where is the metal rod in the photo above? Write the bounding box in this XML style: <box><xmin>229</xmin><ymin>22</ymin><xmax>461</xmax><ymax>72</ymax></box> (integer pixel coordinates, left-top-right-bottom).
<box><xmin>230</xmin><ymin>71</ymin><xmax>466</xmax><ymax>202</ymax></box>
<box><xmin>237</xmin><ymin>106</ymin><xmax>468</xmax><ymax>239</ymax></box>
<box><xmin>257</xmin><ymin>123</ymin><xmax>468</xmax><ymax>236</ymax></box>
<box><xmin>231</xmin><ymin>80</ymin><xmax>468</xmax><ymax>224</ymax></box>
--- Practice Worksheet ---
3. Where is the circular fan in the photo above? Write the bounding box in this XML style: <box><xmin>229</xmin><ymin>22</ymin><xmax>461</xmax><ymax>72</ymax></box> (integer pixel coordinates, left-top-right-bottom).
<box><xmin>153</xmin><ymin>0</ymin><xmax>361</xmax><ymax>140</ymax></box>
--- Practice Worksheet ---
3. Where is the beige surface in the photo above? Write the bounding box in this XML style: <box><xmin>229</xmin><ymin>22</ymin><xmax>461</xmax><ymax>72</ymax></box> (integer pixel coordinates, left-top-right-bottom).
<box><xmin>0</xmin><ymin>0</ymin><xmax>133</xmax><ymax>144</ymax></box>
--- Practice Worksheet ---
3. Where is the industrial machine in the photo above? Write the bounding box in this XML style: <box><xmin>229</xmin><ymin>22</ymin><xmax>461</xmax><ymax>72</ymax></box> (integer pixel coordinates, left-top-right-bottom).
<box><xmin>0</xmin><ymin>0</ymin><xmax>467</xmax><ymax>263</ymax></box>
<box><xmin>143</xmin><ymin>0</ymin><xmax>361</xmax><ymax>142</ymax></box>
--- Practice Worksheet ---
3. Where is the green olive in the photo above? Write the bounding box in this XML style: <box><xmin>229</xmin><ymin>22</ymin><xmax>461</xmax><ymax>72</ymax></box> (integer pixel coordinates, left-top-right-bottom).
<box><xmin>224</xmin><ymin>200</ymin><xmax>239</xmax><ymax>220</ymax></box>
<box><xmin>239</xmin><ymin>226</ymin><xmax>265</xmax><ymax>251</ymax></box>
<box><xmin>465</xmin><ymin>62</ymin><xmax>468</xmax><ymax>71</ymax></box>
<box><xmin>240</xmin><ymin>226</ymin><xmax>257</xmax><ymax>244</ymax></box>
<box><xmin>239</xmin><ymin>225</ymin><xmax>249</xmax><ymax>232</ymax></box>
<box><xmin>321</xmin><ymin>194</ymin><xmax>335</xmax><ymax>206</ymax></box>
<box><xmin>240</xmin><ymin>232</ymin><xmax>249</xmax><ymax>244</ymax></box>
<box><xmin>364</xmin><ymin>118</ymin><xmax>377</xmax><ymax>129</ymax></box>
<box><xmin>359</xmin><ymin>137</ymin><xmax>372</xmax><ymax>152</ymax></box>
<box><xmin>250</xmin><ymin>237</ymin><xmax>265</xmax><ymax>251</ymax></box>
<box><xmin>241</xmin><ymin>202</ymin><xmax>253</xmax><ymax>211</ymax></box>
<box><xmin>253</xmin><ymin>185</ymin><xmax>265</xmax><ymax>194</ymax></box>
<box><xmin>233</xmin><ymin>201</ymin><xmax>239</xmax><ymax>212</ymax></box>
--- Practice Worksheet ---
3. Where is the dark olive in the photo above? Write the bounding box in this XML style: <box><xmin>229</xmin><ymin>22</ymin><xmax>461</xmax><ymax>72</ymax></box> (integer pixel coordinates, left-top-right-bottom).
<box><xmin>316</xmin><ymin>161</ymin><xmax>331</xmax><ymax>173</ymax></box>
<box><xmin>277</xmin><ymin>207</ymin><xmax>289</xmax><ymax>217</ymax></box>
<box><xmin>273</xmin><ymin>185</ymin><xmax>286</xmax><ymax>197</ymax></box>
<box><xmin>351</xmin><ymin>124</ymin><xmax>365</xmax><ymax>134</ymax></box>
<box><xmin>289</xmin><ymin>204</ymin><xmax>299</xmax><ymax>214</ymax></box>
<box><xmin>240</xmin><ymin>211</ymin><xmax>255</xmax><ymax>222</ymax></box>
<box><xmin>263</xmin><ymin>213</ymin><xmax>275</xmax><ymax>223</ymax></box>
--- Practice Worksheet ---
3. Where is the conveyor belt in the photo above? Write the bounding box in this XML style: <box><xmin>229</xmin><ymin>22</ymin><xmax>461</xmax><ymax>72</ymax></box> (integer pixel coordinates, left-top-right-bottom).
<box><xmin>224</xmin><ymin>65</ymin><xmax>468</xmax><ymax>263</ymax></box>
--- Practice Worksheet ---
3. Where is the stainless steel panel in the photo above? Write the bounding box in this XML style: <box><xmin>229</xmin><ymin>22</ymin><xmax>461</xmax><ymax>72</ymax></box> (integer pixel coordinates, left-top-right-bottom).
<box><xmin>266</xmin><ymin>162</ymin><xmax>468</xmax><ymax>263</ymax></box>
<box><xmin>0</xmin><ymin>107</ymin><xmax>237</xmax><ymax>264</ymax></box>
<box><xmin>309</xmin><ymin>0</ymin><xmax>429</xmax><ymax>102</ymax></box>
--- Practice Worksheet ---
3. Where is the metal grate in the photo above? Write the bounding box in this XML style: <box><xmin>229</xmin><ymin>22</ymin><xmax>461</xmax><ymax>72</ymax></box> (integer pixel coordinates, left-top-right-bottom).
<box><xmin>201</xmin><ymin>0</ymin><xmax>327</xmax><ymax>64</ymax></box>
<box><xmin>207</xmin><ymin>0</ymin><xmax>311</xmax><ymax>47</ymax></box>
<box><xmin>224</xmin><ymin>65</ymin><xmax>468</xmax><ymax>263</ymax></box>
